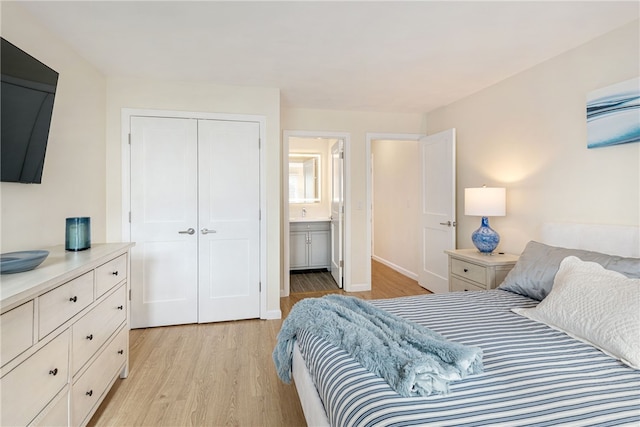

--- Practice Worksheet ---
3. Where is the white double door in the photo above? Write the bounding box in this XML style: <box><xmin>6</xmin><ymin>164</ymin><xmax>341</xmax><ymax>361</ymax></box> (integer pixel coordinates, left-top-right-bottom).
<box><xmin>129</xmin><ymin>116</ymin><xmax>261</xmax><ymax>328</ymax></box>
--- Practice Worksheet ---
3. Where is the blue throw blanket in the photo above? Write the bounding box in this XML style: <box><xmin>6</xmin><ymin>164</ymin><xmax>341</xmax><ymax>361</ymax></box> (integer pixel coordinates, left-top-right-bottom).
<box><xmin>273</xmin><ymin>295</ymin><xmax>483</xmax><ymax>397</ymax></box>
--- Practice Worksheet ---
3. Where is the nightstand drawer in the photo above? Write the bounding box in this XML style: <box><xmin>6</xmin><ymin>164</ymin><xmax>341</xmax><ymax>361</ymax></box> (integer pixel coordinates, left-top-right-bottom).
<box><xmin>446</xmin><ymin>249</ymin><xmax>519</xmax><ymax>293</ymax></box>
<box><xmin>450</xmin><ymin>276</ymin><xmax>485</xmax><ymax>292</ymax></box>
<box><xmin>451</xmin><ymin>258</ymin><xmax>487</xmax><ymax>286</ymax></box>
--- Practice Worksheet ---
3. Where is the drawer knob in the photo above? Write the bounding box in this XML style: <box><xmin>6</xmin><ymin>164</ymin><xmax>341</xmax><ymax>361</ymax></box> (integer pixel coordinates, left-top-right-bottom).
<box><xmin>463</xmin><ymin>268</ymin><xmax>469</xmax><ymax>273</ymax></box>
<box><xmin>111</xmin><ymin>271</ymin><xmax>119</xmax><ymax>276</ymax></box>
<box><xmin>49</xmin><ymin>368</ymin><xmax>58</xmax><ymax>376</ymax></box>
<box><xmin>118</xmin><ymin>349</ymin><xmax>124</xmax><ymax>355</ymax></box>
<box><xmin>86</xmin><ymin>334</ymin><xmax>94</xmax><ymax>341</ymax></box>
<box><xmin>69</xmin><ymin>296</ymin><xmax>78</xmax><ymax>302</ymax></box>
<box><xmin>117</xmin><ymin>305</ymin><xmax>124</xmax><ymax>310</ymax></box>
<box><xmin>86</xmin><ymin>390</ymin><xmax>93</xmax><ymax>397</ymax></box>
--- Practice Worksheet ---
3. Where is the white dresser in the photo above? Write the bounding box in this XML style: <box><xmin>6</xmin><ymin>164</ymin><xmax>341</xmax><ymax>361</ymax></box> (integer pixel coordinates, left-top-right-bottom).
<box><xmin>0</xmin><ymin>243</ymin><xmax>134</xmax><ymax>426</ymax></box>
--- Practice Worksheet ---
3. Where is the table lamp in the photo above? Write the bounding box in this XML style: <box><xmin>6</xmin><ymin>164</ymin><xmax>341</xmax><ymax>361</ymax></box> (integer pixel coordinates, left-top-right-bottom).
<box><xmin>464</xmin><ymin>186</ymin><xmax>506</xmax><ymax>253</ymax></box>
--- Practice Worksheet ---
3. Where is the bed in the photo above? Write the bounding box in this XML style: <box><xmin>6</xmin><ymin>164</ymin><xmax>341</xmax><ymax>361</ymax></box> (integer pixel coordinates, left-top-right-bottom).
<box><xmin>285</xmin><ymin>223</ymin><xmax>640</xmax><ymax>426</ymax></box>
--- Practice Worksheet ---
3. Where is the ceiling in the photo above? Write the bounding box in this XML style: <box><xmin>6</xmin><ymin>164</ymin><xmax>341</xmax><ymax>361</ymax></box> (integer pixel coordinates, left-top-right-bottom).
<box><xmin>17</xmin><ymin>1</ymin><xmax>640</xmax><ymax>113</ymax></box>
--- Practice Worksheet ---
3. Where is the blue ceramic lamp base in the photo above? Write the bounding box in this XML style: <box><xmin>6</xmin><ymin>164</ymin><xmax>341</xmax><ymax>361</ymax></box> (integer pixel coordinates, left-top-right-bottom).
<box><xmin>471</xmin><ymin>217</ymin><xmax>500</xmax><ymax>253</ymax></box>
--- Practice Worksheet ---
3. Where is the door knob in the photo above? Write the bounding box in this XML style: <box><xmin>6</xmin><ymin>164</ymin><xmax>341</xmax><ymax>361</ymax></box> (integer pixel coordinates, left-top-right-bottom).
<box><xmin>178</xmin><ymin>228</ymin><xmax>195</xmax><ymax>235</ymax></box>
<box><xmin>439</xmin><ymin>221</ymin><xmax>452</xmax><ymax>227</ymax></box>
<box><xmin>201</xmin><ymin>228</ymin><xmax>217</xmax><ymax>234</ymax></box>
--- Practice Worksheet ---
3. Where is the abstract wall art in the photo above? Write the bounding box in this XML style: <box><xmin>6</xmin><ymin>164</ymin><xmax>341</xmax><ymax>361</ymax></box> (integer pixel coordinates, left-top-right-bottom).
<box><xmin>586</xmin><ymin>77</ymin><xmax>640</xmax><ymax>149</ymax></box>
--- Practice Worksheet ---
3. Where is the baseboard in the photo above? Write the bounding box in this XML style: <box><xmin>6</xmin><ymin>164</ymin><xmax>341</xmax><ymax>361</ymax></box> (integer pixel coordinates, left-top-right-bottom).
<box><xmin>346</xmin><ymin>282</ymin><xmax>371</xmax><ymax>292</ymax></box>
<box><xmin>262</xmin><ymin>309</ymin><xmax>282</xmax><ymax>320</ymax></box>
<box><xmin>371</xmin><ymin>255</ymin><xmax>418</xmax><ymax>281</ymax></box>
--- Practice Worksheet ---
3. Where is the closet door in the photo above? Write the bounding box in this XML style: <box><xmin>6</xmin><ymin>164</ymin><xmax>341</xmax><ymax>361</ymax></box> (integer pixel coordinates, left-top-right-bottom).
<box><xmin>197</xmin><ymin>120</ymin><xmax>261</xmax><ymax>322</ymax></box>
<box><xmin>130</xmin><ymin>117</ymin><xmax>199</xmax><ymax>328</ymax></box>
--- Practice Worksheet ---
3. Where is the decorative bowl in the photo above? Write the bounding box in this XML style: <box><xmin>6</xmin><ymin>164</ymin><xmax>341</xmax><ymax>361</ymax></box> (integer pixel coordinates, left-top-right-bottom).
<box><xmin>0</xmin><ymin>250</ymin><xmax>50</xmax><ymax>274</ymax></box>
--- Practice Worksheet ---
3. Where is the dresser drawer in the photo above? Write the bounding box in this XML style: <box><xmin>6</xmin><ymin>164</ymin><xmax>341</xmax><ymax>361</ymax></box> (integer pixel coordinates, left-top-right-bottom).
<box><xmin>72</xmin><ymin>327</ymin><xmax>128</xmax><ymax>426</ymax></box>
<box><xmin>0</xmin><ymin>330</ymin><xmax>69</xmax><ymax>427</ymax></box>
<box><xmin>72</xmin><ymin>284</ymin><xmax>127</xmax><ymax>375</ymax></box>
<box><xmin>39</xmin><ymin>272</ymin><xmax>94</xmax><ymax>339</ymax></box>
<box><xmin>451</xmin><ymin>258</ymin><xmax>487</xmax><ymax>286</ymax></box>
<box><xmin>95</xmin><ymin>254</ymin><xmax>127</xmax><ymax>298</ymax></box>
<box><xmin>450</xmin><ymin>276</ymin><xmax>485</xmax><ymax>292</ymax></box>
<box><xmin>31</xmin><ymin>387</ymin><xmax>69</xmax><ymax>427</ymax></box>
<box><xmin>1</xmin><ymin>301</ymin><xmax>34</xmax><ymax>366</ymax></box>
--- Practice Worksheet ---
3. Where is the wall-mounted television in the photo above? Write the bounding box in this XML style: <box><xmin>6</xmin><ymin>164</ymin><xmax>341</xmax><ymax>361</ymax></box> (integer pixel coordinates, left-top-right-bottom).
<box><xmin>1</xmin><ymin>37</ymin><xmax>59</xmax><ymax>184</ymax></box>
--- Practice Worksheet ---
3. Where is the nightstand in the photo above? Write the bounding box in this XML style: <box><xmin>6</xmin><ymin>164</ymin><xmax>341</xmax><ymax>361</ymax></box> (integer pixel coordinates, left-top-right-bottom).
<box><xmin>445</xmin><ymin>249</ymin><xmax>519</xmax><ymax>292</ymax></box>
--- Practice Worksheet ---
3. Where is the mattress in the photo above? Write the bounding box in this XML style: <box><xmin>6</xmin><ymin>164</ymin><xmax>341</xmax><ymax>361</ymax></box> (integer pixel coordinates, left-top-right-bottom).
<box><xmin>295</xmin><ymin>290</ymin><xmax>640</xmax><ymax>426</ymax></box>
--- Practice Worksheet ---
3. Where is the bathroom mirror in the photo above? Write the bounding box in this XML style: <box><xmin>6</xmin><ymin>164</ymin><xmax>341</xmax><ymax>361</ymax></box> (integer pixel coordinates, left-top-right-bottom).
<box><xmin>289</xmin><ymin>153</ymin><xmax>321</xmax><ymax>203</ymax></box>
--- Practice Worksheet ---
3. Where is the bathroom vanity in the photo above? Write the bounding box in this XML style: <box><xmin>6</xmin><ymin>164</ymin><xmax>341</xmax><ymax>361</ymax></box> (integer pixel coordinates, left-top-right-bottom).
<box><xmin>289</xmin><ymin>219</ymin><xmax>330</xmax><ymax>271</ymax></box>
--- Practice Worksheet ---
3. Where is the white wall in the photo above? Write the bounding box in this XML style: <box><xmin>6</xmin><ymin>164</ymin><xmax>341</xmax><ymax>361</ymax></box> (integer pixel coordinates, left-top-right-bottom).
<box><xmin>282</xmin><ymin>109</ymin><xmax>426</xmax><ymax>289</ymax></box>
<box><xmin>371</xmin><ymin>140</ymin><xmax>420</xmax><ymax>278</ymax></box>
<box><xmin>426</xmin><ymin>20</ymin><xmax>640</xmax><ymax>255</ymax></box>
<box><xmin>104</xmin><ymin>77</ymin><xmax>282</xmax><ymax>317</ymax></box>
<box><xmin>0</xmin><ymin>3</ymin><xmax>107</xmax><ymax>252</ymax></box>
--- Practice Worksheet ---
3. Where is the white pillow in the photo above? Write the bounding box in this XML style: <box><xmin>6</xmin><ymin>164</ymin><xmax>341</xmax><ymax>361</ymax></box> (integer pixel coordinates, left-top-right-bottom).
<box><xmin>513</xmin><ymin>256</ymin><xmax>640</xmax><ymax>369</ymax></box>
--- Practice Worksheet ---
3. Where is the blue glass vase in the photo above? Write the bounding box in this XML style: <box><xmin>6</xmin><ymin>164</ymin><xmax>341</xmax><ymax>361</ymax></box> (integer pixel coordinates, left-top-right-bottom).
<box><xmin>66</xmin><ymin>217</ymin><xmax>91</xmax><ymax>251</ymax></box>
<box><xmin>471</xmin><ymin>217</ymin><xmax>500</xmax><ymax>253</ymax></box>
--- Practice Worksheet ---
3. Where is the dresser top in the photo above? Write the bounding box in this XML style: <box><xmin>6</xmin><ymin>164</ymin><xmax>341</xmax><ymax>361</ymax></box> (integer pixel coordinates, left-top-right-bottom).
<box><xmin>445</xmin><ymin>248</ymin><xmax>519</xmax><ymax>266</ymax></box>
<box><xmin>1</xmin><ymin>243</ymin><xmax>134</xmax><ymax>313</ymax></box>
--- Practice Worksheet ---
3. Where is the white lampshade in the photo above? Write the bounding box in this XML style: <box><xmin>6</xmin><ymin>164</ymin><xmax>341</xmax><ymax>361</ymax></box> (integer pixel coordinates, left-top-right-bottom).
<box><xmin>465</xmin><ymin>187</ymin><xmax>506</xmax><ymax>217</ymax></box>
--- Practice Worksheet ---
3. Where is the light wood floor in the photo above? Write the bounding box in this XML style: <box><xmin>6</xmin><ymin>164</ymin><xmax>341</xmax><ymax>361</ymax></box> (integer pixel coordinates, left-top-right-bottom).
<box><xmin>89</xmin><ymin>260</ymin><xmax>430</xmax><ymax>427</ymax></box>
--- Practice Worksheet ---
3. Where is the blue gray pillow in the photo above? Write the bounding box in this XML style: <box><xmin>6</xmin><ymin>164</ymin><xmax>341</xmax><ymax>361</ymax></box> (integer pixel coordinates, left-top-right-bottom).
<box><xmin>498</xmin><ymin>241</ymin><xmax>640</xmax><ymax>301</ymax></box>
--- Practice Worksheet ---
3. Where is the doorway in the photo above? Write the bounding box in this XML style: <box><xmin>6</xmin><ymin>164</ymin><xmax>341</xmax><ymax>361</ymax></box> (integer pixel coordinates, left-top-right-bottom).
<box><xmin>366</xmin><ymin>131</ymin><xmax>456</xmax><ymax>293</ymax></box>
<box><xmin>370</xmin><ymin>138</ymin><xmax>421</xmax><ymax>281</ymax></box>
<box><xmin>282</xmin><ymin>131</ymin><xmax>349</xmax><ymax>296</ymax></box>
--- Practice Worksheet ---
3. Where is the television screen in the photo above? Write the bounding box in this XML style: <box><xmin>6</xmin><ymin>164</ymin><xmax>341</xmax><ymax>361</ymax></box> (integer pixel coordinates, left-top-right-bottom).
<box><xmin>1</xmin><ymin>37</ymin><xmax>59</xmax><ymax>184</ymax></box>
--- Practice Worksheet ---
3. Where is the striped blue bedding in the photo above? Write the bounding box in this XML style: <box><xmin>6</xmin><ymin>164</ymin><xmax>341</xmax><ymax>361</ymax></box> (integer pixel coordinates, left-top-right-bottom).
<box><xmin>296</xmin><ymin>290</ymin><xmax>640</xmax><ymax>426</ymax></box>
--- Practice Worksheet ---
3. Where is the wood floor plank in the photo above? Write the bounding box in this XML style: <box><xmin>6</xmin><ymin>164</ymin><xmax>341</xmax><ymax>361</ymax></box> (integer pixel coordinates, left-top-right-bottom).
<box><xmin>290</xmin><ymin>269</ymin><xmax>338</xmax><ymax>293</ymax></box>
<box><xmin>88</xmin><ymin>260</ymin><xmax>429</xmax><ymax>426</ymax></box>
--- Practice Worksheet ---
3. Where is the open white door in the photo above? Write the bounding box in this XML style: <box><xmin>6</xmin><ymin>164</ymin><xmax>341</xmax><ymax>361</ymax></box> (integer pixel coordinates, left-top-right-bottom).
<box><xmin>419</xmin><ymin>129</ymin><xmax>456</xmax><ymax>293</ymax></box>
<box><xmin>330</xmin><ymin>140</ymin><xmax>344</xmax><ymax>288</ymax></box>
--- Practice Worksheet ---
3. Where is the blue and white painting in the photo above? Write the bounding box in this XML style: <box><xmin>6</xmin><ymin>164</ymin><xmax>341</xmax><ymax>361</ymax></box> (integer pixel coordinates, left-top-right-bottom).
<box><xmin>586</xmin><ymin>77</ymin><xmax>640</xmax><ymax>149</ymax></box>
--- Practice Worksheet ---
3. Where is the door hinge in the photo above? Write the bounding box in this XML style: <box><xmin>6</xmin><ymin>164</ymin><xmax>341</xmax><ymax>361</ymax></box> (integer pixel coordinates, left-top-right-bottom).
<box><xmin>259</xmin><ymin>209</ymin><xmax>261</xmax><ymax>220</ymax></box>
<box><xmin>259</xmin><ymin>281</ymin><xmax>262</xmax><ymax>292</ymax></box>
<box><xmin>339</xmin><ymin>260</ymin><xmax>344</xmax><ymax>268</ymax></box>
<box><xmin>128</xmin><ymin>133</ymin><xmax>131</xmax><ymax>145</ymax></box>
<box><xmin>340</xmin><ymin>151</ymin><xmax>344</xmax><ymax>159</ymax></box>
<box><xmin>129</xmin><ymin>289</ymin><xmax>132</xmax><ymax>300</ymax></box>
<box><xmin>258</xmin><ymin>138</ymin><xmax>261</xmax><ymax>149</ymax></box>
<box><xmin>128</xmin><ymin>211</ymin><xmax>131</xmax><ymax>223</ymax></box>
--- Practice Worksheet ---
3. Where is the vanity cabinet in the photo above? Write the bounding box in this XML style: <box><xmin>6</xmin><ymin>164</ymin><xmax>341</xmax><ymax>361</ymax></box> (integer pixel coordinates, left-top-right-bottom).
<box><xmin>290</xmin><ymin>221</ymin><xmax>330</xmax><ymax>270</ymax></box>
<box><xmin>0</xmin><ymin>243</ymin><xmax>134</xmax><ymax>427</ymax></box>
